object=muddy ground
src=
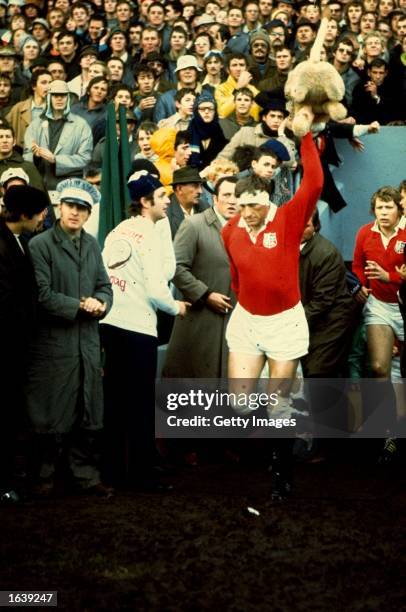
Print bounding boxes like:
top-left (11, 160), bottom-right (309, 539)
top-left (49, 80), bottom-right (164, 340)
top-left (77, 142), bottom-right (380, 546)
top-left (0, 441), bottom-right (404, 612)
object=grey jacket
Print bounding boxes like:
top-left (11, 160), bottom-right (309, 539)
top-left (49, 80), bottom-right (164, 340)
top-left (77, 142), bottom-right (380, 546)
top-left (163, 207), bottom-right (235, 378)
top-left (26, 222), bottom-right (113, 433)
top-left (23, 112), bottom-right (93, 189)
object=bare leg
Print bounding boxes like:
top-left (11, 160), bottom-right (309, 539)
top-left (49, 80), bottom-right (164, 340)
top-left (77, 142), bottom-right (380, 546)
top-left (228, 352), bottom-right (266, 414)
top-left (365, 324), bottom-right (397, 434)
top-left (367, 324), bottom-right (394, 378)
top-left (267, 358), bottom-right (299, 411)
top-left (228, 352), bottom-right (267, 379)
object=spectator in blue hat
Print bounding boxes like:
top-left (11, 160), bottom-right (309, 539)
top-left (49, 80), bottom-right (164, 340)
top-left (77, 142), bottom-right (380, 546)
top-left (248, 140), bottom-right (294, 205)
top-left (101, 168), bottom-right (190, 490)
top-left (188, 91), bottom-right (228, 170)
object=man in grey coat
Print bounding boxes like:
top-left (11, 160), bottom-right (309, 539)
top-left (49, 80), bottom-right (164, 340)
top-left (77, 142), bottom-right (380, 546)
top-left (163, 176), bottom-right (238, 378)
top-left (23, 80), bottom-right (93, 191)
top-left (26, 178), bottom-right (113, 497)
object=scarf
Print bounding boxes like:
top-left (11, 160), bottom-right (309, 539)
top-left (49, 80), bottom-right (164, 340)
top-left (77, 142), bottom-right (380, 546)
top-left (189, 92), bottom-right (221, 169)
top-left (261, 121), bottom-right (278, 138)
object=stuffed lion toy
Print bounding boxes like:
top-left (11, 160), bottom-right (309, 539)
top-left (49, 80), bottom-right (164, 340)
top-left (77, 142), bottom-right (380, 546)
top-left (284, 13), bottom-right (347, 137)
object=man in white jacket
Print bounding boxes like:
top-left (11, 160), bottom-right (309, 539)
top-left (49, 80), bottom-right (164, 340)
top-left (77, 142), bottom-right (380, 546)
top-left (101, 169), bottom-right (189, 490)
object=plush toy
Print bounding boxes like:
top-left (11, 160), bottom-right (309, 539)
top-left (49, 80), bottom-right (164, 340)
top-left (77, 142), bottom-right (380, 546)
top-left (284, 14), bottom-right (347, 137)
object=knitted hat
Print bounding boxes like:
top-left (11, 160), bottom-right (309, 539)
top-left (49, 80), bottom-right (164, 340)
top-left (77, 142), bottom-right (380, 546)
top-left (127, 158), bottom-right (160, 180)
top-left (31, 17), bottom-right (51, 32)
top-left (195, 90), bottom-right (216, 109)
top-left (255, 91), bottom-right (289, 116)
top-left (249, 30), bottom-right (271, 49)
top-left (127, 170), bottom-right (163, 200)
top-left (20, 35), bottom-right (40, 52)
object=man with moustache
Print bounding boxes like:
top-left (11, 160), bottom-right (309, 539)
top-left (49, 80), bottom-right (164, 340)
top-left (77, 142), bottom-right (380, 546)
top-left (163, 176), bottom-right (238, 378)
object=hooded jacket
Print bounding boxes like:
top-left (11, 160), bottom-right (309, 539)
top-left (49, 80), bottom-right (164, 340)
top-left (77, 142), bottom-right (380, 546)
top-left (149, 127), bottom-right (176, 186)
top-left (22, 108), bottom-right (93, 190)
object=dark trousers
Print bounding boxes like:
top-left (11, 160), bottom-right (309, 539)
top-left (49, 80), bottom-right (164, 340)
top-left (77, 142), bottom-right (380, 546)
top-left (0, 363), bottom-right (25, 492)
top-left (33, 428), bottom-right (101, 489)
top-left (306, 376), bottom-right (349, 435)
top-left (101, 324), bottom-right (158, 484)
top-left (0, 401), bottom-right (19, 492)
top-left (31, 358), bottom-right (101, 489)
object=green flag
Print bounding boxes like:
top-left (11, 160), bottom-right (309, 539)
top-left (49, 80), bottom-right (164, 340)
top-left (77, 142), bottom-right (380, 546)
top-left (98, 102), bottom-right (131, 247)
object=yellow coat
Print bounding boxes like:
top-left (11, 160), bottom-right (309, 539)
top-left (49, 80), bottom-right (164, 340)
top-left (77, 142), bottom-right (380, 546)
top-left (214, 76), bottom-right (260, 121)
top-left (149, 127), bottom-right (176, 188)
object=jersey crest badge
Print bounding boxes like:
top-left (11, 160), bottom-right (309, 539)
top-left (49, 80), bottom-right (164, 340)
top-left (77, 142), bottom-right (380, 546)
top-left (395, 240), bottom-right (406, 254)
top-left (263, 232), bottom-right (277, 249)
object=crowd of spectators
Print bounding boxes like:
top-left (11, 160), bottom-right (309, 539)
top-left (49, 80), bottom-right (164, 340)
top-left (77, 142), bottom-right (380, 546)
top-left (0, 0), bottom-right (405, 502)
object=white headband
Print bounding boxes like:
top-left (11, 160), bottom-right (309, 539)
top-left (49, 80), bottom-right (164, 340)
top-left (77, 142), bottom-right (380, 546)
top-left (236, 190), bottom-right (270, 207)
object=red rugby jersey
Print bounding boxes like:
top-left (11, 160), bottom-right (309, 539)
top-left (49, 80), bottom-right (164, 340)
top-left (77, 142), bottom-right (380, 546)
top-left (352, 220), bottom-right (406, 303)
top-left (222, 133), bottom-right (323, 316)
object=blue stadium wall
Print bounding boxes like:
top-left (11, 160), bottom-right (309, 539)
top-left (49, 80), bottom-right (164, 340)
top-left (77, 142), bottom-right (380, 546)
top-left (316, 126), bottom-right (406, 261)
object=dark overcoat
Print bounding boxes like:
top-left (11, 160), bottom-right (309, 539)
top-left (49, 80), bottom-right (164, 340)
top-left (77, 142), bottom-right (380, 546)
top-left (163, 207), bottom-right (235, 378)
top-left (0, 218), bottom-right (37, 353)
top-left (26, 222), bottom-right (113, 434)
top-left (167, 194), bottom-right (210, 240)
top-left (0, 216), bottom-right (37, 427)
top-left (0, 218), bottom-right (38, 484)
top-left (299, 232), bottom-right (355, 376)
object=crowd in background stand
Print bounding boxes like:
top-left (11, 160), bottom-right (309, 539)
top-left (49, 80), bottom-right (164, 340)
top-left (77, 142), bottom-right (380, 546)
top-left (0, 0), bottom-right (405, 502)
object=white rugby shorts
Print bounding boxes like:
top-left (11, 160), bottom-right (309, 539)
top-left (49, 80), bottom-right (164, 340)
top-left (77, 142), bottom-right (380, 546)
top-left (226, 301), bottom-right (309, 361)
top-left (363, 294), bottom-right (404, 340)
